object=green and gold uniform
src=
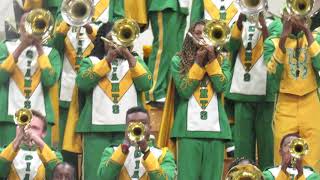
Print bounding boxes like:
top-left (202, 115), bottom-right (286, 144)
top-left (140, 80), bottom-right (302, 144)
top-left (263, 166), bottom-right (320, 180)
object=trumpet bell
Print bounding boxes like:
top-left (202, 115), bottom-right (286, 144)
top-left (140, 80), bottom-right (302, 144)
top-left (127, 122), bottom-right (145, 142)
top-left (204, 20), bottom-right (230, 47)
top-left (289, 138), bottom-right (309, 159)
top-left (226, 164), bottom-right (263, 180)
top-left (237, 0), bottom-right (267, 15)
top-left (15, 108), bottom-right (32, 126)
top-left (61, 0), bottom-right (94, 27)
top-left (287, 0), bottom-right (314, 16)
top-left (24, 8), bottom-right (54, 43)
top-left (112, 18), bottom-right (140, 47)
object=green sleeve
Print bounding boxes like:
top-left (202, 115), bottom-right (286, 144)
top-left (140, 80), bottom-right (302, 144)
top-left (0, 42), bottom-right (10, 85)
top-left (264, 36), bottom-right (283, 94)
top-left (308, 173), bottom-right (320, 180)
top-left (263, 170), bottom-right (275, 180)
top-left (109, 0), bottom-right (125, 22)
top-left (207, 58), bottom-right (231, 93)
top-left (97, 147), bottom-right (123, 180)
top-left (171, 55), bottom-right (203, 100)
top-left (148, 150), bottom-right (176, 180)
top-left (267, 18), bottom-right (283, 37)
top-left (0, 146), bottom-right (12, 178)
top-left (132, 56), bottom-right (153, 91)
top-left (76, 57), bottom-right (106, 93)
top-left (190, 0), bottom-right (204, 25)
top-left (41, 48), bottom-right (62, 87)
top-left (311, 34), bottom-right (320, 71)
top-left (45, 151), bottom-right (63, 180)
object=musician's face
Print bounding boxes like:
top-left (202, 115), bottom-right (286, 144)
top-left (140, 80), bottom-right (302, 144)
top-left (53, 164), bottom-right (74, 180)
top-left (29, 116), bottom-right (46, 139)
top-left (280, 136), bottom-right (297, 155)
top-left (193, 24), bottom-right (205, 41)
top-left (126, 112), bottom-right (151, 140)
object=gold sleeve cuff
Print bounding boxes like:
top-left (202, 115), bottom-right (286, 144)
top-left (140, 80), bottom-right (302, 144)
top-left (273, 47), bottom-right (285, 64)
top-left (205, 59), bottom-right (222, 76)
top-left (0, 143), bottom-right (18, 161)
top-left (231, 24), bottom-right (241, 39)
top-left (38, 144), bottom-right (57, 164)
top-left (188, 63), bottom-right (205, 80)
top-left (110, 145), bottom-right (127, 165)
top-left (88, 27), bottom-right (98, 41)
top-left (142, 152), bottom-right (160, 172)
top-left (1, 54), bottom-right (16, 73)
top-left (92, 59), bottom-right (110, 77)
top-left (55, 21), bottom-right (70, 35)
top-left (276, 170), bottom-right (289, 180)
top-left (309, 41), bottom-right (320, 58)
top-left (38, 55), bottom-right (52, 69)
top-left (130, 61), bottom-right (147, 78)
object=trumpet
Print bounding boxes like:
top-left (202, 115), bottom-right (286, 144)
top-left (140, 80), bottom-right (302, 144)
top-left (237, 0), bottom-right (268, 27)
top-left (127, 122), bottom-right (145, 142)
top-left (188, 19), bottom-right (230, 49)
top-left (15, 108), bottom-right (32, 126)
top-left (287, 0), bottom-right (314, 17)
top-left (61, 0), bottom-right (94, 27)
top-left (24, 8), bottom-right (54, 43)
top-left (101, 18), bottom-right (140, 48)
top-left (289, 138), bottom-right (309, 167)
top-left (226, 164), bottom-right (263, 180)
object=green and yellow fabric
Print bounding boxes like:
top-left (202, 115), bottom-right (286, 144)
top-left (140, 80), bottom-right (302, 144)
top-left (0, 40), bottom-right (61, 147)
top-left (72, 55), bottom-right (152, 179)
top-left (169, 55), bottom-right (231, 180)
top-left (144, 0), bottom-right (188, 102)
top-left (97, 145), bottom-right (176, 180)
top-left (23, 0), bottom-right (62, 16)
top-left (263, 166), bottom-right (320, 180)
top-left (92, 0), bottom-right (110, 24)
top-left (0, 143), bottom-right (62, 180)
top-left (223, 18), bottom-right (282, 170)
top-left (264, 32), bottom-right (320, 172)
top-left (190, 0), bottom-right (239, 27)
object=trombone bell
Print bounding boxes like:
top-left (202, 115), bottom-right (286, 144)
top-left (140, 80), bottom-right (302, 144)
top-left (127, 122), bottom-right (145, 142)
top-left (204, 20), bottom-right (230, 47)
top-left (287, 0), bottom-right (314, 16)
top-left (15, 108), bottom-right (32, 126)
top-left (61, 0), bottom-right (94, 27)
top-left (226, 164), bottom-right (263, 180)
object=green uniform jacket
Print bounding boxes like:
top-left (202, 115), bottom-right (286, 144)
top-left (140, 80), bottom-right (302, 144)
top-left (0, 41), bottom-right (62, 125)
top-left (148, 0), bottom-right (188, 14)
top-left (264, 32), bottom-right (320, 97)
top-left (224, 18), bottom-right (283, 102)
top-left (170, 55), bottom-right (232, 139)
top-left (263, 167), bottom-right (320, 180)
top-left (0, 143), bottom-right (62, 180)
top-left (97, 145), bottom-right (176, 180)
top-left (75, 56), bottom-right (152, 133)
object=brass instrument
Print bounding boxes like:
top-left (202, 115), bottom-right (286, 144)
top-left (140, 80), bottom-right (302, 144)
top-left (237, 0), bottom-right (268, 26)
top-left (289, 138), bottom-right (309, 167)
top-left (226, 164), bottom-right (263, 180)
top-left (187, 19), bottom-right (230, 49)
top-left (101, 18), bottom-right (140, 48)
top-left (24, 8), bottom-right (54, 43)
top-left (61, 0), bottom-right (94, 27)
top-left (15, 108), bottom-right (32, 126)
top-left (287, 0), bottom-right (314, 16)
top-left (127, 122), bottom-right (145, 142)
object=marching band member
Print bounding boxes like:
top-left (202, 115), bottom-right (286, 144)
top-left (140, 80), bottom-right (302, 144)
top-left (73, 22), bottom-right (152, 179)
top-left (265, 8), bottom-right (320, 171)
top-left (97, 107), bottom-right (176, 180)
top-left (0, 12), bottom-right (61, 146)
top-left (0, 110), bottom-right (62, 180)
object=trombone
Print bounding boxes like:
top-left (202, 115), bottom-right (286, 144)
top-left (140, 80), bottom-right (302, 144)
top-left (61, 0), bottom-right (94, 27)
top-left (226, 164), bottom-right (263, 180)
top-left (236, 0), bottom-right (268, 28)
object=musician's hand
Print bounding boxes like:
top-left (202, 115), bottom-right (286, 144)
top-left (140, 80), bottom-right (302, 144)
top-left (84, 24), bottom-right (93, 34)
top-left (105, 47), bottom-right (118, 63)
top-left (293, 17), bottom-right (314, 46)
top-left (118, 47), bottom-right (136, 68)
top-left (296, 158), bottom-right (304, 178)
top-left (24, 127), bottom-right (45, 150)
top-left (279, 16), bottom-right (292, 52)
top-left (195, 47), bottom-right (208, 67)
top-left (281, 152), bottom-right (291, 173)
top-left (237, 13), bottom-right (246, 30)
top-left (13, 126), bottom-right (25, 151)
top-left (207, 46), bottom-right (217, 62)
top-left (259, 12), bottom-right (269, 39)
top-left (33, 37), bottom-right (44, 56)
top-left (137, 139), bottom-right (149, 153)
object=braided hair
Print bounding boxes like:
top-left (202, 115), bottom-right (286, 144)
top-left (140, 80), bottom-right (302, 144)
top-left (90, 22), bottom-right (114, 59)
top-left (178, 20), bottom-right (206, 75)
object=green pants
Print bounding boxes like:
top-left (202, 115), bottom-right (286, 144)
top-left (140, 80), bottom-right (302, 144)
top-left (146, 9), bottom-right (186, 102)
top-left (234, 102), bottom-right (274, 170)
top-left (177, 138), bottom-right (225, 180)
top-left (0, 122), bottom-right (52, 147)
top-left (83, 132), bottom-right (124, 180)
top-left (224, 98), bottom-right (235, 153)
